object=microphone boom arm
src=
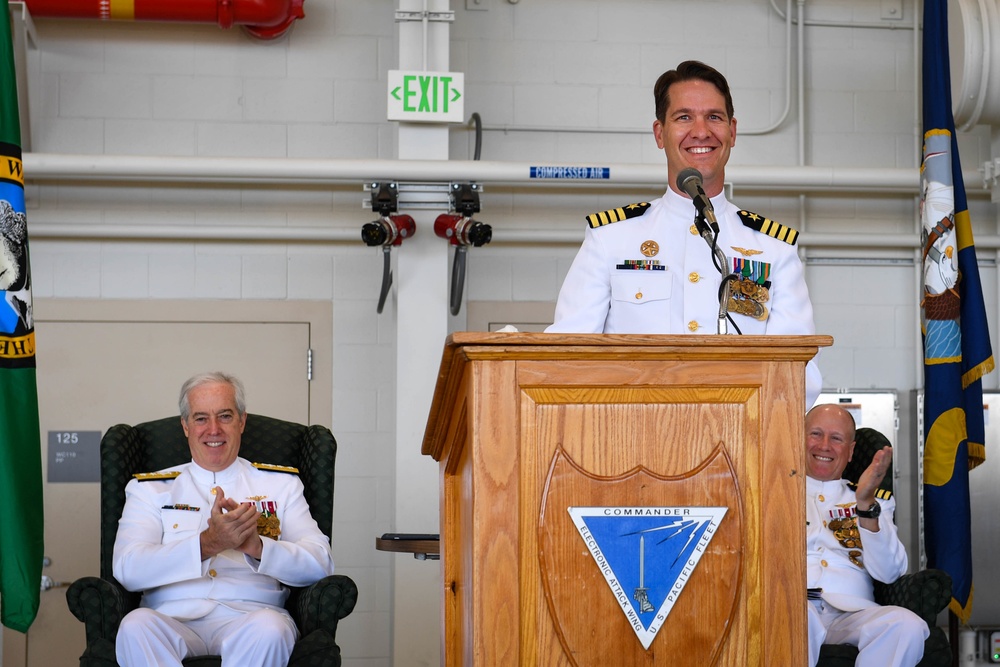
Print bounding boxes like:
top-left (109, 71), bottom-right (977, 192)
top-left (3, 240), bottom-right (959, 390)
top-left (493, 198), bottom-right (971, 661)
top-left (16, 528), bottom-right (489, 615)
top-left (693, 211), bottom-right (735, 335)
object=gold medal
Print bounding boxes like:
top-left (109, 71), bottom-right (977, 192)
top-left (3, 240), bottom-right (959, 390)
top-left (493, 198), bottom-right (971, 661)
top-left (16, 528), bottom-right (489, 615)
top-left (252, 498), bottom-right (281, 538)
top-left (640, 240), bottom-right (659, 257)
top-left (738, 279), bottom-right (770, 303)
top-left (257, 514), bottom-right (281, 539)
top-left (727, 297), bottom-right (769, 321)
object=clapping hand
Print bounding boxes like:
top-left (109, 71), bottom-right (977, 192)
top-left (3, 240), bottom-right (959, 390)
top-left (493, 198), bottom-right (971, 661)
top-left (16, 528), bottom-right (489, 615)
top-left (200, 487), bottom-right (262, 559)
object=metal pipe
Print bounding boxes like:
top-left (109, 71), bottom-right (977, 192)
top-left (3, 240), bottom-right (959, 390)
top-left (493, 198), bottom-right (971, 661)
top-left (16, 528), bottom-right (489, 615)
top-left (25, 220), bottom-right (1000, 251)
top-left (23, 0), bottom-right (304, 40)
top-left (27, 223), bottom-right (361, 242)
top-left (768, 0), bottom-right (915, 30)
top-left (741, 0), bottom-right (794, 136)
top-left (22, 152), bottom-right (947, 193)
top-left (797, 0), bottom-right (806, 167)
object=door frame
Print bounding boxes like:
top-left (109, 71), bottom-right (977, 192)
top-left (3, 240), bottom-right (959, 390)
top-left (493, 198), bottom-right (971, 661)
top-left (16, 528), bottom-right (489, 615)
top-left (34, 298), bottom-right (333, 426)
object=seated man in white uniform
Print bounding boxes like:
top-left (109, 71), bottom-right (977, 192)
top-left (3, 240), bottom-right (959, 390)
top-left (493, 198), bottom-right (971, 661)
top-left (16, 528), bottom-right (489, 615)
top-left (113, 371), bottom-right (336, 667)
top-left (805, 404), bottom-right (928, 667)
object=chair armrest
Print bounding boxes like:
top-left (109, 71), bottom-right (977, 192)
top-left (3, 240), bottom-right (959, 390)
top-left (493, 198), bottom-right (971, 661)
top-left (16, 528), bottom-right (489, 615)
top-left (289, 574), bottom-right (359, 637)
top-left (66, 576), bottom-right (129, 642)
top-left (872, 568), bottom-right (952, 626)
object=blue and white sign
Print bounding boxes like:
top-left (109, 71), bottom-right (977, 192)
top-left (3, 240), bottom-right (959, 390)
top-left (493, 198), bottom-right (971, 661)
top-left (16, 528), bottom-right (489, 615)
top-left (568, 505), bottom-right (728, 649)
top-left (529, 166), bottom-right (610, 180)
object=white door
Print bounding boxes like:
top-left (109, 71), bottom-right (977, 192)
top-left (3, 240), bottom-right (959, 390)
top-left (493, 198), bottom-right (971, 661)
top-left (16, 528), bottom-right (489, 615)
top-left (2, 298), bottom-right (332, 667)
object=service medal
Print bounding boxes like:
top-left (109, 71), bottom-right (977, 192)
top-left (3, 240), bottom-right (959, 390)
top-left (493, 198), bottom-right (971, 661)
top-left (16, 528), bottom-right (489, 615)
top-left (738, 278), bottom-right (770, 303)
top-left (251, 498), bottom-right (281, 539)
top-left (727, 297), bottom-right (769, 321)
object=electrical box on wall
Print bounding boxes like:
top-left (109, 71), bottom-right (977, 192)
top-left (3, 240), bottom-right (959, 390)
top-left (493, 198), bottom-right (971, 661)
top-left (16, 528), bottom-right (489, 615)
top-left (814, 391), bottom-right (898, 446)
top-left (966, 394), bottom-right (1000, 628)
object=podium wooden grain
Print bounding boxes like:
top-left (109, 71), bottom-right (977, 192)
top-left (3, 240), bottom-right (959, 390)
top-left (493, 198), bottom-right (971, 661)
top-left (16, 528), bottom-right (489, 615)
top-left (421, 332), bottom-right (832, 666)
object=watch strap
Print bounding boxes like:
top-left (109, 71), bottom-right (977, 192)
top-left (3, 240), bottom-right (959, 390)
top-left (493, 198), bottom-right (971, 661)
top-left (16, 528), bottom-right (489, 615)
top-left (855, 500), bottom-right (881, 519)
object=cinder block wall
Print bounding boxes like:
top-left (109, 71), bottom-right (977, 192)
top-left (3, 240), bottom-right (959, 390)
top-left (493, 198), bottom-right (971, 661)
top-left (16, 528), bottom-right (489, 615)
top-left (19, 1), bottom-right (999, 664)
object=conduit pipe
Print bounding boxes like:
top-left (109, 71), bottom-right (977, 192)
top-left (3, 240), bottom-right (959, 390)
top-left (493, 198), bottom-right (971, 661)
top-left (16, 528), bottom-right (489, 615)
top-left (23, 0), bottom-right (304, 40)
top-left (22, 152), bottom-right (943, 193)
top-left (23, 222), bottom-right (1000, 251)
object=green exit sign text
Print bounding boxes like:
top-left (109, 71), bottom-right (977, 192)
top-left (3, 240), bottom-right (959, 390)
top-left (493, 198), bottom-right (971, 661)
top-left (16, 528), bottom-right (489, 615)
top-left (387, 70), bottom-right (465, 123)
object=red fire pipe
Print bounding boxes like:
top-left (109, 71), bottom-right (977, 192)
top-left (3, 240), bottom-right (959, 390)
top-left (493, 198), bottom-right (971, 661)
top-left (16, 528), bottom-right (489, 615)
top-left (24, 0), bottom-right (305, 40)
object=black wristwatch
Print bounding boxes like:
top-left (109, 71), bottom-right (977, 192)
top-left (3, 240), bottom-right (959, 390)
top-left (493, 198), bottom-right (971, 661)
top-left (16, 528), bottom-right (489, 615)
top-left (855, 500), bottom-right (881, 519)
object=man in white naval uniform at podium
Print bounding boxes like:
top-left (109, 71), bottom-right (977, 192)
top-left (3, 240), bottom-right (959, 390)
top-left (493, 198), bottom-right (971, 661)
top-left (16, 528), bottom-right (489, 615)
top-left (113, 372), bottom-right (335, 667)
top-left (547, 60), bottom-right (821, 407)
top-left (805, 404), bottom-right (928, 666)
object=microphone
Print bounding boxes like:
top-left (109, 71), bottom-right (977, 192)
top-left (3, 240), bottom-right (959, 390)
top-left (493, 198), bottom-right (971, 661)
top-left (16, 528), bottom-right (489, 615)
top-left (675, 168), bottom-right (719, 235)
top-left (676, 167), bottom-right (735, 335)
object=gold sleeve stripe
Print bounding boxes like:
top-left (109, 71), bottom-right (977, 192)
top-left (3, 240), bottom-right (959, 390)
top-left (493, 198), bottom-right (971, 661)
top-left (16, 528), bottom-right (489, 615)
top-left (586, 202), bottom-right (650, 228)
top-left (760, 218), bottom-right (798, 244)
top-left (253, 462), bottom-right (300, 474)
top-left (133, 471), bottom-right (181, 481)
top-left (738, 209), bottom-right (799, 246)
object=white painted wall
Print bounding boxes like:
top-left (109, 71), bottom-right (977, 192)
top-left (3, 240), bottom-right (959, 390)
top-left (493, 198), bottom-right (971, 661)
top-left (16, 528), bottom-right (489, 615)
top-left (13, 0), bottom-right (1000, 665)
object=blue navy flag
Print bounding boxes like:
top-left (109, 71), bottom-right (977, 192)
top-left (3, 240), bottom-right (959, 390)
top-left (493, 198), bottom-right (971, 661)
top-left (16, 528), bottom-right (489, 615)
top-left (920, 0), bottom-right (995, 622)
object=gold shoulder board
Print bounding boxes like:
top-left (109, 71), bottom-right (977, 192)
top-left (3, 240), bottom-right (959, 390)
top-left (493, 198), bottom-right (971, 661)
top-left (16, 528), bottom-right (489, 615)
top-left (875, 488), bottom-right (893, 501)
top-left (737, 209), bottom-right (799, 245)
top-left (586, 202), bottom-right (650, 229)
top-left (253, 462), bottom-right (300, 475)
top-left (133, 471), bottom-right (181, 481)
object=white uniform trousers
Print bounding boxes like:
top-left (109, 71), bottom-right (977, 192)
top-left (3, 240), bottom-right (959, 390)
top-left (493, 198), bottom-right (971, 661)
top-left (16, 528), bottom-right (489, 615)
top-left (116, 604), bottom-right (298, 667)
top-left (808, 599), bottom-right (929, 667)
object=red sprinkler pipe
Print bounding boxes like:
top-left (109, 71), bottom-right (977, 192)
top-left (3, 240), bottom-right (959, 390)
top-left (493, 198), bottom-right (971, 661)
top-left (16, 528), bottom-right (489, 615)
top-left (23, 0), bottom-right (305, 40)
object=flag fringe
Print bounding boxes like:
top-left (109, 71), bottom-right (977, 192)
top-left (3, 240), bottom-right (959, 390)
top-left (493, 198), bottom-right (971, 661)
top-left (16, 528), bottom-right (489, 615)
top-left (969, 440), bottom-right (986, 470)
top-left (925, 356), bottom-right (961, 366)
top-left (962, 356), bottom-right (995, 389)
top-left (950, 591), bottom-right (973, 625)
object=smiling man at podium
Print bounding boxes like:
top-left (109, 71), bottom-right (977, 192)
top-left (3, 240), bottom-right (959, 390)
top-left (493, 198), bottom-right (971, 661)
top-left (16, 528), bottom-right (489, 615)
top-left (547, 60), bottom-right (821, 407)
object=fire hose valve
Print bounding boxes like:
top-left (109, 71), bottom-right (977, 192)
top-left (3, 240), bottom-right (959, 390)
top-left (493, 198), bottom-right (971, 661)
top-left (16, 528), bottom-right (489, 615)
top-left (433, 214), bottom-right (492, 247)
top-left (362, 214), bottom-right (416, 247)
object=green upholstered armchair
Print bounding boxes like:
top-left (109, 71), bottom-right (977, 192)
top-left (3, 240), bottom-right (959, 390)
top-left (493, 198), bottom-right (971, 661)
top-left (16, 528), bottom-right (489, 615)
top-left (816, 426), bottom-right (951, 667)
top-left (66, 414), bottom-right (358, 667)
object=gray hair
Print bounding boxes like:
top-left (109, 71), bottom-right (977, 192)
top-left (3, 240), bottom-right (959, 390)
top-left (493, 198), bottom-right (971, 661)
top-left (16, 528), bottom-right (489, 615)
top-left (178, 371), bottom-right (247, 420)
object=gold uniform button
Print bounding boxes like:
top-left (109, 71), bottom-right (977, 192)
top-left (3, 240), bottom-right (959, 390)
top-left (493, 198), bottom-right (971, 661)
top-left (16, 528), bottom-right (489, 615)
top-left (688, 272), bottom-right (700, 283)
top-left (820, 560), bottom-right (828, 568)
top-left (687, 320), bottom-right (699, 332)
top-left (689, 224), bottom-right (699, 235)
top-left (209, 569), bottom-right (217, 577)
top-left (818, 495), bottom-right (825, 502)
top-left (635, 292), bottom-right (643, 300)
top-left (172, 523), bottom-right (179, 529)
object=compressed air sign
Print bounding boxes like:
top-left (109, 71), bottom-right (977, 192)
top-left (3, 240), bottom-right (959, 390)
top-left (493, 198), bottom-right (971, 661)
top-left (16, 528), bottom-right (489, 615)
top-left (387, 70), bottom-right (464, 123)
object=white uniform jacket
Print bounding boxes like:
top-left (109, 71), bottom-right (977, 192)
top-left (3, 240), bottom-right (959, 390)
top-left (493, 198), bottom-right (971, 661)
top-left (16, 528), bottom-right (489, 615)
top-left (806, 476), bottom-right (908, 613)
top-left (113, 457), bottom-right (336, 621)
top-left (547, 187), bottom-right (821, 405)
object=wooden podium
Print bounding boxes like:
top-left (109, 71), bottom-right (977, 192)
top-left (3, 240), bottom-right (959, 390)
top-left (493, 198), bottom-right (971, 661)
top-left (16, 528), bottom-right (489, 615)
top-left (422, 332), bottom-right (831, 666)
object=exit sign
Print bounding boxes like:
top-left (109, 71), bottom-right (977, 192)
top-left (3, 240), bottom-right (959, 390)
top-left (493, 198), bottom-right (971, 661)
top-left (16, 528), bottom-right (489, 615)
top-left (387, 70), bottom-right (465, 123)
